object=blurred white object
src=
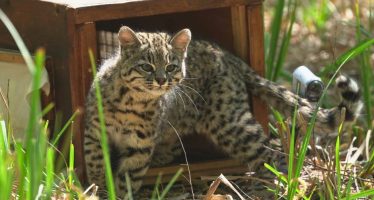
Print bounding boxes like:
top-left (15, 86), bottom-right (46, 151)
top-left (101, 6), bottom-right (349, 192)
top-left (0, 55), bottom-right (50, 141)
top-left (292, 65), bottom-right (324, 102)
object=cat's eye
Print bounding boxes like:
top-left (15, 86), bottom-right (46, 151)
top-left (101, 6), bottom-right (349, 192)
top-left (166, 64), bottom-right (178, 73)
top-left (139, 64), bottom-right (154, 72)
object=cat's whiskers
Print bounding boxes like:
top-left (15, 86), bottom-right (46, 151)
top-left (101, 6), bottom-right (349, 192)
top-left (175, 86), bottom-right (199, 114)
top-left (178, 83), bottom-right (206, 104)
top-left (169, 88), bottom-right (180, 106)
top-left (172, 89), bottom-right (186, 110)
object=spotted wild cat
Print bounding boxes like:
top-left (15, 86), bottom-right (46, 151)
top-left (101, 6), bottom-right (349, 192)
top-left (84, 26), bottom-right (362, 198)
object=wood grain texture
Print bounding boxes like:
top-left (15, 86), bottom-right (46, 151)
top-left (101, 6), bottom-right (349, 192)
top-left (0, 1), bottom-right (73, 120)
top-left (143, 159), bottom-right (247, 185)
top-left (231, 5), bottom-right (248, 61)
top-left (247, 4), bottom-right (269, 134)
top-left (43, 0), bottom-right (262, 24)
top-left (0, 51), bottom-right (26, 64)
top-left (45, 0), bottom-right (258, 8)
top-left (70, 0), bottom-right (262, 24)
top-left (69, 21), bottom-right (98, 182)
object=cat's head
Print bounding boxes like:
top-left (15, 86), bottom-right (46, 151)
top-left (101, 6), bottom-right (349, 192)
top-left (117, 26), bottom-right (190, 97)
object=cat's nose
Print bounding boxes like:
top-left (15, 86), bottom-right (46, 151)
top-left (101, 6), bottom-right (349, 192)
top-left (155, 77), bottom-right (166, 86)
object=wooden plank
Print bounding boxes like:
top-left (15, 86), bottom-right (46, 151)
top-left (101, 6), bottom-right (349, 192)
top-left (73, 0), bottom-right (262, 24)
top-left (231, 5), bottom-right (248, 61)
top-left (143, 159), bottom-right (247, 185)
top-left (146, 159), bottom-right (243, 176)
top-left (78, 22), bottom-right (96, 98)
top-left (45, 0), bottom-right (259, 8)
top-left (69, 21), bottom-right (97, 183)
top-left (143, 166), bottom-right (247, 185)
top-left (0, 51), bottom-right (25, 64)
top-left (247, 4), bottom-right (269, 134)
top-left (66, 9), bottom-right (83, 182)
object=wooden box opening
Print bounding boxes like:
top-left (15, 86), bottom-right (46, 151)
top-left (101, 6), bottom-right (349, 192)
top-left (95, 8), bottom-right (236, 164)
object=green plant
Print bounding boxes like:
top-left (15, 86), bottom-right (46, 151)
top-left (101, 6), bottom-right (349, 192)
top-left (266, 0), bottom-right (298, 81)
top-left (88, 49), bottom-right (117, 199)
top-left (0, 8), bottom-right (84, 199)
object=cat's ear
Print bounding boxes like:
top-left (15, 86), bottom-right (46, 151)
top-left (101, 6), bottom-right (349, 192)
top-left (118, 26), bottom-right (141, 47)
top-left (170, 29), bottom-right (191, 52)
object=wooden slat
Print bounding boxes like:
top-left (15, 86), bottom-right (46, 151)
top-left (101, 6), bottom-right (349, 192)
top-left (0, 51), bottom-right (25, 64)
top-left (247, 4), bottom-right (269, 134)
top-left (78, 22), bottom-right (96, 97)
top-left (71, 22), bottom-right (97, 183)
top-left (44, 0), bottom-right (259, 8)
top-left (231, 5), bottom-right (248, 61)
top-left (66, 10), bottom-right (97, 182)
top-left (72, 0), bottom-right (263, 24)
top-left (143, 159), bottom-right (247, 185)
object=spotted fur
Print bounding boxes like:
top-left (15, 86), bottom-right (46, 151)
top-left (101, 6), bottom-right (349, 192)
top-left (84, 26), bottom-right (362, 198)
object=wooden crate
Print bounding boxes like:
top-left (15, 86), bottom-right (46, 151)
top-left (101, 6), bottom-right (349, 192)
top-left (0, 0), bottom-right (268, 185)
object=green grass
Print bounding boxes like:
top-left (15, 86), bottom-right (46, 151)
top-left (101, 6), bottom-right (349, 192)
top-left (1, 1), bottom-right (374, 199)
top-left (0, 8), bottom-right (84, 199)
top-left (88, 49), bottom-right (117, 199)
top-left (266, 0), bottom-right (299, 81)
top-left (354, 1), bottom-right (373, 129)
top-left (264, 0), bottom-right (374, 198)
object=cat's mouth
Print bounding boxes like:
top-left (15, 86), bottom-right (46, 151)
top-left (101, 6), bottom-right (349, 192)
top-left (145, 81), bottom-right (175, 91)
top-left (148, 85), bottom-right (171, 91)
top-left (142, 82), bottom-right (169, 93)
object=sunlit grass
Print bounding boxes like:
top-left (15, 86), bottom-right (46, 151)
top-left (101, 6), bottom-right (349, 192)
top-left (0, 7), bottom-right (84, 199)
top-left (264, 0), bottom-right (374, 198)
top-left (88, 49), bottom-right (116, 199)
top-left (0, 0), bottom-right (373, 199)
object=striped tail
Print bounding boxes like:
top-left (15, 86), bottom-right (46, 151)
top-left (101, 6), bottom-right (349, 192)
top-left (246, 74), bottom-right (362, 134)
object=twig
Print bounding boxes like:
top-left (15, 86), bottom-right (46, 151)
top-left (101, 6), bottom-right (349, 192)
top-left (164, 119), bottom-right (195, 200)
top-left (204, 174), bottom-right (246, 200)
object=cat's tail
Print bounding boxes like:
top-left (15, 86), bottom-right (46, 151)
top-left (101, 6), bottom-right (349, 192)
top-left (245, 73), bottom-right (362, 134)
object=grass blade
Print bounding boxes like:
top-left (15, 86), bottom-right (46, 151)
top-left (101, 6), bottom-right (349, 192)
top-left (319, 39), bottom-right (374, 76)
top-left (345, 189), bottom-right (374, 199)
top-left (289, 48), bottom-right (357, 199)
top-left (45, 147), bottom-right (55, 199)
top-left (52, 110), bottom-right (79, 146)
top-left (159, 168), bottom-right (183, 199)
top-left (343, 175), bottom-right (353, 200)
top-left (0, 120), bottom-right (12, 200)
top-left (271, 0), bottom-right (298, 81)
top-left (151, 174), bottom-right (162, 200)
top-left (335, 122), bottom-right (343, 199)
top-left (287, 84), bottom-right (300, 198)
top-left (354, 1), bottom-right (373, 128)
top-left (15, 142), bottom-right (26, 199)
top-left (88, 49), bottom-right (116, 199)
top-left (266, 0), bottom-right (285, 79)
top-left (68, 143), bottom-right (75, 188)
top-left (24, 49), bottom-right (44, 200)
top-left (125, 172), bottom-right (134, 200)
